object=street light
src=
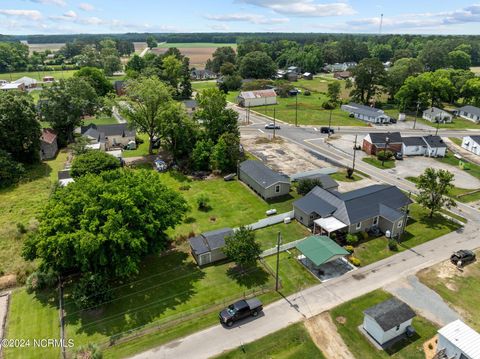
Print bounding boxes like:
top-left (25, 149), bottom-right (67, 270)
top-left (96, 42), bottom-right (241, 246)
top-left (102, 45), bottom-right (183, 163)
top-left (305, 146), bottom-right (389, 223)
top-left (295, 91), bottom-right (298, 127)
top-left (382, 132), bottom-right (391, 167)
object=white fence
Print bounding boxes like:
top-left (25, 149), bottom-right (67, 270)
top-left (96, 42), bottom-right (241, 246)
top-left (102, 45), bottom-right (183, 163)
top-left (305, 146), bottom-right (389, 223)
top-left (260, 237), bottom-right (307, 257)
top-left (246, 211), bottom-right (294, 231)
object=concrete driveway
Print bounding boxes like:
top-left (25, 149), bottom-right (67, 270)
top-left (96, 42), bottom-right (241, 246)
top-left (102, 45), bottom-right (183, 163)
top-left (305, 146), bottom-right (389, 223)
top-left (385, 275), bottom-right (460, 326)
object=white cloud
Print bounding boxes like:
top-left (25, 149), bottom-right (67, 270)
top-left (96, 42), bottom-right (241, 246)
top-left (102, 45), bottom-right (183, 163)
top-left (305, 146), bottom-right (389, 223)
top-left (205, 13), bottom-right (289, 24)
top-left (238, 0), bottom-right (356, 17)
top-left (78, 3), bottom-right (94, 12)
top-left (210, 24), bottom-right (230, 31)
top-left (0, 9), bottom-right (42, 21)
top-left (49, 9), bottom-right (78, 21)
top-left (29, 0), bottom-right (66, 6)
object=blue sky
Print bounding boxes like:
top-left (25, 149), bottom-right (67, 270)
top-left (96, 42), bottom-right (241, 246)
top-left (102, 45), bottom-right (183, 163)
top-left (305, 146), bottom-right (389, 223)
top-left (2, 0), bottom-right (480, 35)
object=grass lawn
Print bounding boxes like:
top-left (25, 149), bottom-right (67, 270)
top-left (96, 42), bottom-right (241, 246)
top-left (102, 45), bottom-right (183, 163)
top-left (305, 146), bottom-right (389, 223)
top-left (331, 290), bottom-right (438, 359)
top-left (192, 81), bottom-right (218, 92)
top-left (406, 175), bottom-right (480, 203)
top-left (415, 117), bottom-right (480, 130)
top-left (330, 170), bottom-right (363, 182)
top-left (362, 156), bottom-right (396, 169)
top-left (157, 42), bottom-right (237, 49)
top-left (0, 69), bottom-right (76, 82)
top-left (296, 76), bottom-right (350, 99)
top-left (0, 151), bottom-right (67, 275)
top-left (437, 152), bottom-right (480, 180)
top-left (157, 171), bottom-right (300, 240)
top-left (213, 322), bottom-right (325, 359)
top-left (83, 115), bottom-right (119, 126)
top-left (122, 133), bottom-right (150, 158)
top-left (449, 137), bottom-right (462, 146)
top-left (418, 253), bottom-right (480, 331)
top-left (4, 289), bottom-right (60, 359)
top-left (254, 221), bottom-right (310, 250)
top-left (354, 204), bottom-right (461, 266)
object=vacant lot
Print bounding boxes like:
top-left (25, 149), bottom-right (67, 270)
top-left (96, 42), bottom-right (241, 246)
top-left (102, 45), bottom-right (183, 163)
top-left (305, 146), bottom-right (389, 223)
top-left (214, 322), bottom-right (325, 358)
top-left (0, 70), bottom-right (76, 82)
top-left (331, 290), bottom-right (438, 359)
top-left (353, 204), bottom-right (461, 266)
top-left (27, 42), bottom-right (65, 54)
top-left (0, 151), bottom-right (68, 275)
top-left (418, 253), bottom-right (480, 331)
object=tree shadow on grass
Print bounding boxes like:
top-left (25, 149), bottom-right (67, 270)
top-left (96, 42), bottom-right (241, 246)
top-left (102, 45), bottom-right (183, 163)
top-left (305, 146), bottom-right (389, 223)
top-left (226, 264), bottom-right (270, 289)
top-left (418, 212), bottom-right (461, 231)
top-left (384, 332), bottom-right (421, 355)
top-left (62, 251), bottom-right (206, 338)
top-left (169, 170), bottom-right (191, 183)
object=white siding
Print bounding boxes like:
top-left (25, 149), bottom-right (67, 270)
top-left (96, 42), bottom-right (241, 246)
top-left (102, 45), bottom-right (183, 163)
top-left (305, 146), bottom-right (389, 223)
top-left (438, 333), bottom-right (467, 359)
top-left (460, 111), bottom-right (480, 123)
top-left (363, 314), bottom-right (413, 345)
top-left (402, 143), bottom-right (426, 156)
top-left (243, 97), bottom-right (277, 107)
top-left (425, 146), bottom-right (447, 157)
top-left (462, 136), bottom-right (480, 156)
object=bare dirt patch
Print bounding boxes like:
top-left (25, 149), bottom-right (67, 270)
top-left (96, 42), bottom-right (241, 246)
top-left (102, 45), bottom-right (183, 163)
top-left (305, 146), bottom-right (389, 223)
top-left (305, 313), bottom-right (354, 359)
top-left (423, 335), bottom-right (438, 359)
top-left (151, 47), bottom-right (216, 68)
top-left (0, 275), bottom-right (16, 291)
top-left (242, 134), bottom-right (335, 175)
top-left (336, 316), bottom-right (347, 324)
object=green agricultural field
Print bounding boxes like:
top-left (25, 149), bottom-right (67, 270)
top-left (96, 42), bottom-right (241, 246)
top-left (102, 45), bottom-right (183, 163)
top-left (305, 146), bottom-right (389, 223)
top-left (418, 252), bottom-right (480, 331)
top-left (214, 322), bottom-right (325, 359)
top-left (353, 204), bottom-right (461, 266)
top-left (157, 42), bottom-right (237, 49)
top-left (255, 221), bottom-right (310, 250)
top-left (4, 289), bottom-right (60, 359)
top-left (331, 290), bottom-right (438, 359)
top-left (0, 69), bottom-right (76, 82)
top-left (0, 151), bottom-right (68, 275)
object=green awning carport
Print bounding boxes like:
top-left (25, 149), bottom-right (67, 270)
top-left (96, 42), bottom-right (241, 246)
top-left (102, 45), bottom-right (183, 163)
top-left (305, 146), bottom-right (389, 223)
top-left (296, 235), bottom-right (350, 266)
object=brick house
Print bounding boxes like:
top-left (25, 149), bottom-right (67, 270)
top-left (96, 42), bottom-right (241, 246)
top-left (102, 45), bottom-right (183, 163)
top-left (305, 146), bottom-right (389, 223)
top-left (362, 132), bottom-right (403, 155)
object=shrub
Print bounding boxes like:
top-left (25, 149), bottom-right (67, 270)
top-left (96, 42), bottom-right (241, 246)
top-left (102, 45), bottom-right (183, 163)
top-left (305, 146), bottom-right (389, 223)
top-left (388, 238), bottom-right (399, 251)
top-left (377, 150), bottom-right (393, 161)
top-left (72, 273), bottom-right (112, 309)
top-left (360, 231), bottom-right (369, 241)
top-left (135, 135), bottom-right (144, 144)
top-left (304, 90), bottom-right (311, 96)
top-left (0, 150), bottom-right (25, 188)
top-left (297, 178), bottom-right (324, 195)
top-left (349, 256), bottom-right (361, 266)
top-left (179, 184), bottom-right (191, 191)
top-left (196, 193), bottom-right (211, 211)
top-left (26, 270), bottom-right (58, 292)
top-left (346, 167), bottom-right (354, 178)
top-left (346, 233), bottom-right (359, 245)
top-left (16, 222), bottom-right (27, 234)
top-left (75, 343), bottom-right (103, 359)
top-left (71, 151), bottom-right (121, 178)
top-left (344, 245), bottom-right (354, 253)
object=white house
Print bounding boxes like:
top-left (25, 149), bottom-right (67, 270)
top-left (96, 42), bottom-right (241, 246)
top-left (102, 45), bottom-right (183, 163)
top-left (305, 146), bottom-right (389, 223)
top-left (437, 320), bottom-right (480, 359)
top-left (0, 82), bottom-right (25, 91)
top-left (422, 135), bottom-right (447, 157)
top-left (363, 298), bottom-right (416, 346)
top-left (341, 103), bottom-right (392, 124)
top-left (402, 135), bottom-right (447, 157)
top-left (13, 76), bottom-right (37, 89)
top-left (237, 89), bottom-right (277, 107)
top-left (422, 107), bottom-right (453, 123)
top-left (461, 135), bottom-right (480, 156)
top-left (457, 105), bottom-right (480, 123)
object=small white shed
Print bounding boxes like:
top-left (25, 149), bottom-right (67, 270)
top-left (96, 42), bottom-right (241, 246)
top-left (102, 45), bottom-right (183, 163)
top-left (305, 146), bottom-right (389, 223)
top-left (437, 320), bottom-right (480, 359)
top-left (237, 89), bottom-right (277, 107)
top-left (462, 135), bottom-right (480, 156)
top-left (363, 298), bottom-right (416, 346)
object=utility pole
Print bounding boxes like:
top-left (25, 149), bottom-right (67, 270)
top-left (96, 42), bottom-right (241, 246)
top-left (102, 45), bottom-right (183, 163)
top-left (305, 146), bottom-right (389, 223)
top-left (273, 107), bottom-right (276, 139)
top-left (413, 101), bottom-right (420, 130)
top-left (435, 119), bottom-right (440, 136)
top-left (275, 232), bottom-right (282, 291)
top-left (352, 134), bottom-right (358, 175)
top-left (295, 92), bottom-right (298, 127)
top-left (399, 191), bottom-right (411, 242)
top-left (381, 133), bottom-right (390, 167)
top-left (328, 109), bottom-right (333, 138)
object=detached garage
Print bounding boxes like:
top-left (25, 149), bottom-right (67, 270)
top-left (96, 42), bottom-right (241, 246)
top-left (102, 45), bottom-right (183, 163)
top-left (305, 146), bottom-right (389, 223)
top-left (189, 228), bottom-right (234, 266)
top-left (237, 89), bottom-right (277, 107)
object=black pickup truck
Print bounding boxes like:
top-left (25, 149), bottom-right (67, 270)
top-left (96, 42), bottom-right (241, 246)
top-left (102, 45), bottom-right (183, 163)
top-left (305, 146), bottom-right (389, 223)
top-left (219, 298), bottom-right (263, 327)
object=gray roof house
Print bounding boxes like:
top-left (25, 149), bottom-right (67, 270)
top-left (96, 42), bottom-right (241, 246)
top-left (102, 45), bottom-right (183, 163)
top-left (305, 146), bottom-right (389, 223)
top-left (300, 174), bottom-right (339, 191)
top-left (402, 135), bottom-right (447, 157)
top-left (363, 298), bottom-right (416, 346)
top-left (80, 123), bottom-right (136, 151)
top-left (457, 105), bottom-right (480, 123)
top-left (422, 107), bottom-right (453, 123)
top-left (341, 103), bottom-right (392, 124)
top-left (188, 228), bottom-right (234, 266)
top-left (293, 184), bottom-right (411, 238)
top-left (238, 160), bottom-right (291, 200)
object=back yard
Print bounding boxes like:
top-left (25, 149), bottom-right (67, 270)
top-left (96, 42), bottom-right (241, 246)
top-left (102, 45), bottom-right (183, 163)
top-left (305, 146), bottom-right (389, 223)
top-left (331, 290), bottom-right (438, 359)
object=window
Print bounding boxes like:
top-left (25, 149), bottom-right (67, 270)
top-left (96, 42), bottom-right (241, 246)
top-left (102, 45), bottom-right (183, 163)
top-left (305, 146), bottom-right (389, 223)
top-left (356, 222), bottom-right (361, 230)
top-left (373, 216), bottom-right (379, 226)
top-left (397, 220), bottom-right (403, 228)
top-left (396, 325), bottom-right (400, 331)
top-left (275, 185), bottom-right (280, 193)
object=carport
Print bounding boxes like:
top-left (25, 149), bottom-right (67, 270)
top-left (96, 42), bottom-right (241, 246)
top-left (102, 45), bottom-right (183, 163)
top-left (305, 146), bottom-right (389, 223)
top-left (313, 217), bottom-right (347, 237)
top-left (296, 235), bottom-right (353, 281)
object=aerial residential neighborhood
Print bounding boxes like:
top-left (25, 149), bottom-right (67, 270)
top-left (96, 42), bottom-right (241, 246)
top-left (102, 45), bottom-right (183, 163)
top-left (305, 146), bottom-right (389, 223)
top-left (1, 1), bottom-right (480, 359)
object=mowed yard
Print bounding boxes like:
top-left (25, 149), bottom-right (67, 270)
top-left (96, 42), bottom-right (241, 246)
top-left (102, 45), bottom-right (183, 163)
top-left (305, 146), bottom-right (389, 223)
top-left (0, 69), bottom-right (76, 82)
top-left (418, 252), bottom-right (480, 332)
top-left (331, 290), bottom-right (438, 359)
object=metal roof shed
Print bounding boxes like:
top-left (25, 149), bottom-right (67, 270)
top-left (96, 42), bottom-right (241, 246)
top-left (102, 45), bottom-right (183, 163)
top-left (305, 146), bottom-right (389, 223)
top-left (438, 320), bottom-right (480, 359)
top-left (296, 235), bottom-right (349, 266)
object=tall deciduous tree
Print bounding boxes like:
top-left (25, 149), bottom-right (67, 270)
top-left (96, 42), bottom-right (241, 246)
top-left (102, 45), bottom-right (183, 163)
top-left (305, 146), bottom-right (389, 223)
top-left (210, 132), bottom-right (240, 173)
top-left (40, 78), bottom-right (100, 145)
top-left (208, 46), bottom-right (236, 73)
top-left (74, 67), bottom-right (113, 97)
top-left (239, 51), bottom-right (277, 79)
top-left (0, 91), bottom-right (41, 163)
top-left (23, 169), bottom-right (189, 300)
top-left (146, 36), bottom-right (158, 49)
top-left (223, 226), bottom-right (261, 268)
top-left (120, 76), bottom-right (173, 154)
top-left (448, 50), bottom-right (471, 70)
top-left (71, 151), bottom-right (121, 178)
top-left (350, 58), bottom-right (386, 104)
top-left (416, 168), bottom-right (456, 218)
top-left (327, 81), bottom-right (341, 104)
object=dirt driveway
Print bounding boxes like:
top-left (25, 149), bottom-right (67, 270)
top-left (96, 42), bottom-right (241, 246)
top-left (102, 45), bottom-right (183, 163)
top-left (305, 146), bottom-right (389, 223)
top-left (241, 134), bottom-right (336, 175)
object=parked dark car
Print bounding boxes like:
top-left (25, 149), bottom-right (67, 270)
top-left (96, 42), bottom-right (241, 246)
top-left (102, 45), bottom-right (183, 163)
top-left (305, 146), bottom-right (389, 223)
top-left (450, 250), bottom-right (476, 266)
top-left (320, 127), bottom-right (334, 134)
top-left (219, 298), bottom-right (263, 327)
top-left (265, 123), bottom-right (280, 130)
top-left (395, 152), bottom-right (403, 160)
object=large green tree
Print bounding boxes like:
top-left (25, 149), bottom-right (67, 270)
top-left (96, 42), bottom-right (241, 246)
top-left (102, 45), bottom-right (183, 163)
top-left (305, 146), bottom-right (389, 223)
top-left (0, 91), bottom-right (41, 163)
top-left (448, 50), bottom-right (471, 70)
top-left (207, 46), bottom-right (236, 73)
top-left (350, 58), bottom-right (386, 104)
top-left (210, 132), bottom-right (240, 173)
top-left (239, 51), bottom-right (277, 79)
top-left (40, 78), bottom-right (100, 145)
top-left (223, 227), bottom-right (261, 268)
top-left (120, 76), bottom-right (173, 154)
top-left (416, 168), bottom-right (456, 218)
top-left (386, 58), bottom-right (424, 99)
top-left (462, 77), bottom-right (480, 106)
top-left (71, 151), bottom-right (121, 178)
top-left (74, 67), bottom-right (113, 97)
top-left (0, 149), bottom-right (25, 188)
top-left (23, 169), bottom-right (189, 300)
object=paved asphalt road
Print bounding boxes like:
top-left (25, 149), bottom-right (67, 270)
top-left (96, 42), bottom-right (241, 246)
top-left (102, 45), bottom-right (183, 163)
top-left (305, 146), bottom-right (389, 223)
top-left (130, 109), bottom-right (480, 359)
